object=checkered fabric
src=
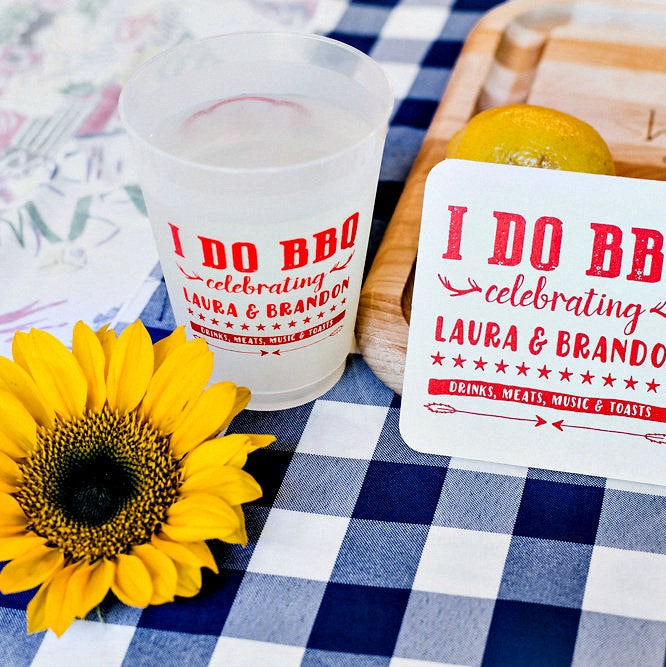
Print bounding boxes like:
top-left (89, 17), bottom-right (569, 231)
top-left (4, 1), bottom-right (666, 665)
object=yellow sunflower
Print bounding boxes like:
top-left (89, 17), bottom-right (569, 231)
top-left (0, 320), bottom-right (273, 636)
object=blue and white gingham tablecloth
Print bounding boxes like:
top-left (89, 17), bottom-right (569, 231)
top-left (2, 0), bottom-right (666, 665)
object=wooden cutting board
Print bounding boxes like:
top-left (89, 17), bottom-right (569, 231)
top-left (356, 0), bottom-right (666, 394)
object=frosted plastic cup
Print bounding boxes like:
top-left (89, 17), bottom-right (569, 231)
top-left (119, 32), bottom-right (393, 410)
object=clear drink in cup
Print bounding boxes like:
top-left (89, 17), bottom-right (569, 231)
top-left (119, 32), bottom-right (393, 410)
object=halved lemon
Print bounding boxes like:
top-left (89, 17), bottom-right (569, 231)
top-left (446, 104), bottom-right (615, 175)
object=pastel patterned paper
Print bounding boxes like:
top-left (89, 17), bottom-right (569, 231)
top-left (0, 0), bottom-right (323, 354)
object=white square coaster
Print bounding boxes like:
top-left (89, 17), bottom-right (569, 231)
top-left (32, 620), bottom-right (135, 666)
top-left (400, 159), bottom-right (666, 485)
top-left (210, 637), bottom-right (304, 666)
top-left (583, 545), bottom-right (666, 622)
top-left (297, 400), bottom-right (388, 460)
top-left (381, 6), bottom-right (450, 41)
top-left (248, 508), bottom-right (349, 582)
top-left (413, 526), bottom-right (511, 599)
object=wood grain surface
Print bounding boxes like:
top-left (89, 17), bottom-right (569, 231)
top-left (356, 0), bottom-right (666, 394)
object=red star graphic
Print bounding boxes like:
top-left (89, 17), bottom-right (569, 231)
top-left (559, 367), bottom-right (573, 382)
top-left (474, 357), bottom-right (487, 370)
top-left (431, 351), bottom-right (445, 366)
top-left (452, 354), bottom-right (466, 368)
top-left (516, 362), bottom-right (529, 376)
top-left (188, 307), bottom-right (194, 315)
top-left (646, 378), bottom-right (660, 393)
top-left (241, 323), bottom-right (250, 331)
top-left (602, 373), bottom-right (616, 387)
top-left (198, 313), bottom-right (206, 321)
top-left (288, 320), bottom-right (296, 328)
top-left (256, 324), bottom-right (266, 331)
top-left (495, 359), bottom-right (508, 373)
top-left (303, 316), bottom-right (311, 324)
top-left (330, 305), bottom-right (336, 312)
top-left (625, 376), bottom-right (638, 390)
top-left (341, 298), bottom-right (347, 305)
top-left (537, 365), bottom-right (551, 379)
top-left (580, 370), bottom-right (594, 385)
top-left (225, 321), bottom-right (234, 329)
top-left (272, 322), bottom-right (281, 330)
top-left (210, 318), bottom-right (219, 325)
top-left (317, 311), bottom-right (325, 319)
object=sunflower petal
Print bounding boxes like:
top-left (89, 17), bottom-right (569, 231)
top-left (188, 433), bottom-right (274, 471)
top-left (166, 493), bottom-right (236, 520)
top-left (45, 564), bottom-right (79, 637)
top-left (221, 386), bottom-right (251, 431)
top-left (12, 330), bottom-right (87, 420)
top-left (71, 558), bottom-right (115, 619)
top-left (0, 434), bottom-right (28, 461)
top-left (26, 579), bottom-right (50, 634)
top-left (28, 560), bottom-right (112, 636)
top-left (0, 451), bottom-right (22, 492)
top-left (72, 321), bottom-right (106, 411)
top-left (180, 541), bottom-right (218, 575)
top-left (96, 324), bottom-right (116, 378)
top-left (132, 543), bottom-right (178, 605)
top-left (150, 537), bottom-right (218, 585)
top-left (173, 562), bottom-right (202, 598)
top-left (10, 333), bottom-right (29, 375)
top-left (228, 433), bottom-right (275, 468)
top-left (111, 553), bottom-right (153, 608)
top-left (184, 436), bottom-right (248, 474)
top-left (0, 542), bottom-right (64, 593)
top-left (55, 560), bottom-right (91, 623)
top-left (153, 327), bottom-right (187, 370)
top-left (0, 389), bottom-right (37, 459)
top-left (226, 506), bottom-right (249, 546)
top-left (0, 534), bottom-right (46, 561)
top-left (106, 321), bottom-right (154, 414)
top-left (162, 493), bottom-right (241, 542)
top-left (180, 465), bottom-right (262, 505)
top-left (0, 438), bottom-right (27, 461)
top-left (27, 562), bottom-right (80, 636)
top-left (0, 356), bottom-right (55, 428)
top-left (170, 382), bottom-right (238, 458)
top-left (0, 492), bottom-right (28, 527)
top-left (151, 536), bottom-right (202, 568)
top-left (0, 479), bottom-right (17, 494)
top-left (141, 339), bottom-right (212, 434)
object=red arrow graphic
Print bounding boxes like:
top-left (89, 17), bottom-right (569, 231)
top-left (424, 402), bottom-right (666, 444)
top-left (425, 403), bottom-right (546, 427)
top-left (545, 420), bottom-right (666, 444)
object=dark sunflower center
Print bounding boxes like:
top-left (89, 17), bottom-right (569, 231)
top-left (55, 451), bottom-right (139, 526)
top-left (17, 407), bottom-right (182, 562)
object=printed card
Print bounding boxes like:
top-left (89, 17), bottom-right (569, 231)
top-left (400, 159), bottom-right (666, 484)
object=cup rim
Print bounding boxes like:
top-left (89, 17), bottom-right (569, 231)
top-left (118, 30), bottom-right (394, 176)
